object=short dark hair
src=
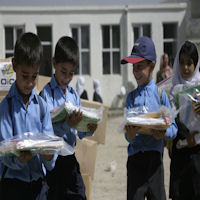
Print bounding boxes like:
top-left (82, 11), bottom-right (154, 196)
top-left (54, 36), bottom-right (79, 66)
top-left (179, 41), bottom-right (199, 67)
top-left (14, 32), bottom-right (43, 66)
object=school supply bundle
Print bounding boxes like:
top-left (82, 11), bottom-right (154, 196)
top-left (157, 76), bottom-right (173, 97)
top-left (51, 101), bottom-right (104, 132)
top-left (0, 132), bottom-right (74, 156)
top-left (173, 83), bottom-right (200, 133)
top-left (119, 106), bottom-right (173, 135)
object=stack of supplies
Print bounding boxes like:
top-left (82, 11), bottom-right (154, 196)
top-left (119, 105), bottom-right (173, 135)
top-left (0, 132), bottom-right (74, 156)
top-left (51, 101), bottom-right (104, 132)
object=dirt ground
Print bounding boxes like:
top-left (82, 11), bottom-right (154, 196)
top-left (91, 114), bottom-right (171, 200)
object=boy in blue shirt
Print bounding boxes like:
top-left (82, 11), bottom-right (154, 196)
top-left (0, 32), bottom-right (56, 200)
top-left (40, 36), bottom-right (97, 200)
top-left (121, 36), bottom-right (177, 200)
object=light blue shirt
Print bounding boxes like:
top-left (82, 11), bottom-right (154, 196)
top-left (125, 79), bottom-right (177, 156)
top-left (40, 75), bottom-right (94, 147)
top-left (0, 82), bottom-right (56, 182)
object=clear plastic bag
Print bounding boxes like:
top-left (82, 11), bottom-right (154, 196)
top-left (173, 84), bottom-right (200, 133)
top-left (0, 132), bottom-right (74, 156)
top-left (119, 105), bottom-right (173, 134)
top-left (51, 101), bottom-right (104, 132)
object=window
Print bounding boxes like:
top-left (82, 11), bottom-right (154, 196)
top-left (102, 25), bottom-right (120, 74)
top-left (133, 24), bottom-right (151, 43)
top-left (37, 26), bottom-right (52, 77)
top-left (163, 23), bottom-right (177, 66)
top-left (5, 26), bottom-right (24, 58)
top-left (72, 25), bottom-right (90, 75)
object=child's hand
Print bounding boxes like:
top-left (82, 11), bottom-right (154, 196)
top-left (125, 125), bottom-right (140, 140)
top-left (152, 129), bottom-right (166, 140)
top-left (66, 109), bottom-right (82, 127)
top-left (186, 131), bottom-right (198, 148)
top-left (17, 151), bottom-right (32, 163)
top-left (40, 154), bottom-right (54, 161)
top-left (87, 123), bottom-right (98, 132)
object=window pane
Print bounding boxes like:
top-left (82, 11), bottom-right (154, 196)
top-left (6, 53), bottom-right (14, 58)
top-left (72, 28), bottom-right (78, 44)
top-left (133, 27), bottom-right (139, 43)
top-left (81, 26), bottom-right (89, 49)
top-left (40, 45), bottom-right (52, 77)
top-left (37, 26), bottom-right (52, 41)
top-left (82, 52), bottom-right (90, 75)
top-left (103, 52), bottom-right (110, 74)
top-left (16, 28), bottom-right (24, 39)
top-left (143, 24), bottom-right (151, 38)
top-left (164, 42), bottom-right (177, 66)
top-left (163, 23), bottom-right (177, 39)
top-left (5, 27), bottom-right (13, 50)
top-left (102, 26), bottom-right (110, 48)
top-left (113, 52), bottom-right (120, 74)
top-left (112, 26), bottom-right (120, 48)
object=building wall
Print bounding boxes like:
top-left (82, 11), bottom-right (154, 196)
top-left (0, 4), bottom-right (187, 107)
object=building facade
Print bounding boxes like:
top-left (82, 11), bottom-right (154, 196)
top-left (0, 0), bottom-right (191, 106)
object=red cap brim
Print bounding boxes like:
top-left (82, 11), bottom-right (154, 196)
top-left (121, 57), bottom-right (146, 64)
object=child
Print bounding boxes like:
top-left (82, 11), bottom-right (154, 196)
top-left (40, 36), bottom-right (97, 200)
top-left (93, 79), bottom-right (103, 103)
top-left (120, 36), bottom-right (177, 200)
top-left (0, 32), bottom-right (56, 200)
top-left (169, 41), bottom-right (200, 200)
top-left (76, 76), bottom-right (88, 100)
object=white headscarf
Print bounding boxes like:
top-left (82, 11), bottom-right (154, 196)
top-left (93, 79), bottom-right (102, 96)
top-left (76, 76), bottom-right (85, 96)
top-left (172, 41), bottom-right (200, 87)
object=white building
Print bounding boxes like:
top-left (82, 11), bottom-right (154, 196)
top-left (0, 0), bottom-right (196, 107)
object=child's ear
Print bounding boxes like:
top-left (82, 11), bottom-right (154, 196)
top-left (52, 58), bottom-right (56, 70)
top-left (150, 62), bottom-right (155, 72)
top-left (12, 58), bottom-right (17, 72)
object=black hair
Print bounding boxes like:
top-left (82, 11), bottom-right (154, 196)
top-left (179, 41), bottom-right (199, 67)
top-left (14, 32), bottom-right (43, 66)
top-left (54, 36), bottom-right (79, 67)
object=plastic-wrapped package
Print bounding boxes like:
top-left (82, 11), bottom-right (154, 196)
top-left (173, 84), bottom-right (200, 133)
top-left (0, 132), bottom-right (74, 156)
top-left (119, 106), bottom-right (173, 135)
top-left (51, 101), bottom-right (104, 132)
top-left (157, 76), bottom-right (173, 97)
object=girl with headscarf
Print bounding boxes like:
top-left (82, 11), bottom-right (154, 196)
top-left (76, 76), bottom-right (88, 100)
top-left (93, 79), bottom-right (103, 103)
top-left (169, 41), bottom-right (200, 200)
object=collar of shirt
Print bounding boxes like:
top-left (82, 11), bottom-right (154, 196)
top-left (49, 75), bottom-right (74, 97)
top-left (7, 81), bottom-right (38, 105)
top-left (137, 79), bottom-right (155, 96)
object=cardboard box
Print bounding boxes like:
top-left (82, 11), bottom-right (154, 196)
top-left (81, 99), bottom-right (109, 144)
top-left (36, 75), bottom-right (51, 94)
top-left (82, 173), bottom-right (92, 200)
top-left (75, 137), bottom-right (98, 180)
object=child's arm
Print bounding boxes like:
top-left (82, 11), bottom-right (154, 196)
top-left (39, 100), bottom-right (57, 170)
top-left (160, 91), bottom-right (178, 139)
